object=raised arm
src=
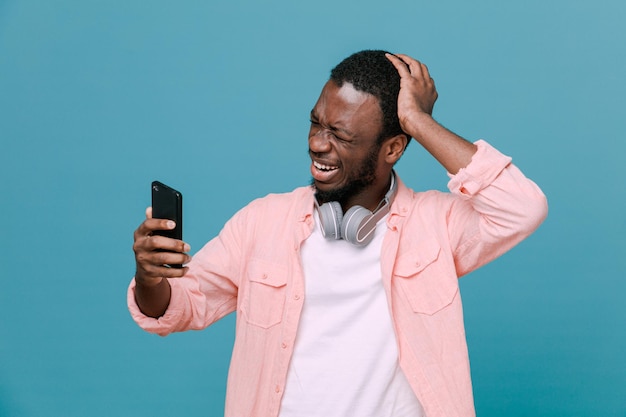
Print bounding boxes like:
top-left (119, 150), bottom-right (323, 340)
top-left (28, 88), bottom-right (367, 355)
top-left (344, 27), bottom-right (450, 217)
top-left (386, 53), bottom-right (477, 174)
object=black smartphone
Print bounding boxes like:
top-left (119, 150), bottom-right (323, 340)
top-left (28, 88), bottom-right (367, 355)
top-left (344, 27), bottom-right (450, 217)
top-left (151, 181), bottom-right (183, 239)
top-left (151, 181), bottom-right (183, 267)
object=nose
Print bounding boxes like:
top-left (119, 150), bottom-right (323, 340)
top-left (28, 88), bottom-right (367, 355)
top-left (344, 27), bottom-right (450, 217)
top-left (309, 129), bottom-right (332, 154)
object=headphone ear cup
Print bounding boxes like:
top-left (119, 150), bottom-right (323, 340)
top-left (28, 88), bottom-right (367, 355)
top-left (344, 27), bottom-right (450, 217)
top-left (341, 205), bottom-right (374, 246)
top-left (318, 201), bottom-right (344, 239)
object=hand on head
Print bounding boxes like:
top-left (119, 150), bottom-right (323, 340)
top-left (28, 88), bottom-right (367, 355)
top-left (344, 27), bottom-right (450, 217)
top-left (385, 53), bottom-right (438, 131)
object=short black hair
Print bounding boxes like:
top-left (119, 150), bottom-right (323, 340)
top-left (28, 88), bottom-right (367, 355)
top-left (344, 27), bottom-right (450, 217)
top-left (330, 49), bottom-right (410, 145)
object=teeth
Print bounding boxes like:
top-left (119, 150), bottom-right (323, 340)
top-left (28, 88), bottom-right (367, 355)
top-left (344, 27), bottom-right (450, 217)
top-left (314, 161), bottom-right (338, 171)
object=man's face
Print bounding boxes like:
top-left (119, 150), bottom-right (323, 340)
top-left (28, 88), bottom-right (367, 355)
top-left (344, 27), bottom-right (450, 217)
top-left (309, 80), bottom-right (386, 207)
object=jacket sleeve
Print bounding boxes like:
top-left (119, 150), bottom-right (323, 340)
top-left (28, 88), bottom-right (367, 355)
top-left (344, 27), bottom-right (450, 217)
top-left (445, 140), bottom-right (548, 277)
top-left (127, 208), bottom-right (245, 336)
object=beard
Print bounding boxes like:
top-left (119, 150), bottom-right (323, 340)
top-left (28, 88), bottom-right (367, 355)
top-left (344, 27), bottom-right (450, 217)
top-left (311, 143), bottom-right (381, 206)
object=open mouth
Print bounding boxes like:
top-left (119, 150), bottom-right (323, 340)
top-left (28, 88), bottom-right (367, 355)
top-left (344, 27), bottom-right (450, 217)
top-left (311, 160), bottom-right (340, 184)
top-left (313, 161), bottom-right (339, 172)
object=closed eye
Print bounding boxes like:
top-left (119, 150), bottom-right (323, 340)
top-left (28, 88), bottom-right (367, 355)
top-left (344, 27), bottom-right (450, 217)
top-left (309, 117), bottom-right (352, 144)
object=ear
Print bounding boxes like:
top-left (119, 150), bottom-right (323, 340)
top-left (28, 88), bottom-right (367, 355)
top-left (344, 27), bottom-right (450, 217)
top-left (382, 134), bottom-right (408, 164)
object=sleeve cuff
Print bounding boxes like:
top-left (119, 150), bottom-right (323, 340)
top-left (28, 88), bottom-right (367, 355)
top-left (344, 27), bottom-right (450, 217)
top-left (127, 278), bottom-right (187, 336)
top-left (447, 139), bottom-right (512, 197)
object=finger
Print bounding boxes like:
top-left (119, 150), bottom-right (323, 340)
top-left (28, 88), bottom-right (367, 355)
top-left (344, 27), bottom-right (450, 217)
top-left (150, 250), bottom-right (192, 268)
top-left (143, 234), bottom-right (191, 253)
top-left (420, 62), bottom-right (432, 80)
top-left (146, 206), bottom-right (153, 219)
top-left (141, 263), bottom-right (190, 279)
top-left (160, 266), bottom-right (189, 278)
top-left (137, 218), bottom-right (175, 235)
top-left (385, 53), bottom-right (412, 78)
top-left (134, 220), bottom-right (178, 247)
top-left (395, 54), bottom-right (424, 78)
top-left (135, 245), bottom-right (191, 271)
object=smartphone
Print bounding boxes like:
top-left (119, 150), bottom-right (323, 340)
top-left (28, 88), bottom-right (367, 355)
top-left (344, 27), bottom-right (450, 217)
top-left (151, 181), bottom-right (183, 267)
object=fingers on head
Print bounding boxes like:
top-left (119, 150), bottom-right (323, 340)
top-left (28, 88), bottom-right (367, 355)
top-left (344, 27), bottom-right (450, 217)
top-left (392, 54), bottom-right (434, 80)
top-left (394, 53), bottom-right (419, 68)
top-left (386, 53), bottom-right (411, 76)
top-left (420, 62), bottom-right (432, 79)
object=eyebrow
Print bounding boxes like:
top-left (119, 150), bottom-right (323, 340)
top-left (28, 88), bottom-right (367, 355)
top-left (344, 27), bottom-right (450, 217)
top-left (309, 110), bottom-right (355, 138)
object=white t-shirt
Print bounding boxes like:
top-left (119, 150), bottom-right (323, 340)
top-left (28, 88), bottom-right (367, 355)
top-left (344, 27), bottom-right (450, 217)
top-left (279, 211), bottom-right (425, 417)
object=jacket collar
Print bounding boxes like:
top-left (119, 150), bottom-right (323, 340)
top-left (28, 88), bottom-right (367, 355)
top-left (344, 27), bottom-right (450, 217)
top-left (389, 174), bottom-right (413, 218)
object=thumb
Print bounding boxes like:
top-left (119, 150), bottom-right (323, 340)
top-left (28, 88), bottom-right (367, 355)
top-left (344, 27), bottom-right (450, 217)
top-left (146, 207), bottom-right (153, 219)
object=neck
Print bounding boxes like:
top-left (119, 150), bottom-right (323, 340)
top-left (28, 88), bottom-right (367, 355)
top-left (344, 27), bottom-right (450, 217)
top-left (342, 171), bottom-right (395, 212)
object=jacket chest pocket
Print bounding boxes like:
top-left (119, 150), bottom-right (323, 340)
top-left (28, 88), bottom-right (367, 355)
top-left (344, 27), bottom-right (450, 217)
top-left (241, 259), bottom-right (288, 329)
top-left (394, 245), bottom-right (458, 315)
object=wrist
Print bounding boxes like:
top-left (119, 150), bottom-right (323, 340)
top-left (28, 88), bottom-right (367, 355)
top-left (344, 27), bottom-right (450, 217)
top-left (402, 112), bottom-right (435, 142)
top-left (135, 273), bottom-right (164, 288)
top-left (133, 273), bottom-right (172, 318)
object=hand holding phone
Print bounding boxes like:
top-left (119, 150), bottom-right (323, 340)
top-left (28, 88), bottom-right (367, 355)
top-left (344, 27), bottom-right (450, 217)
top-left (131, 182), bottom-right (188, 317)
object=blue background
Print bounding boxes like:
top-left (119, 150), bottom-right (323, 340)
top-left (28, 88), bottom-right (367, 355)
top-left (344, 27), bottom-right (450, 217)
top-left (1, 1), bottom-right (624, 416)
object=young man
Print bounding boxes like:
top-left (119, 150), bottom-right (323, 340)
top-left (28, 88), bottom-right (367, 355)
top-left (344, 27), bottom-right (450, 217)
top-left (129, 50), bottom-right (547, 417)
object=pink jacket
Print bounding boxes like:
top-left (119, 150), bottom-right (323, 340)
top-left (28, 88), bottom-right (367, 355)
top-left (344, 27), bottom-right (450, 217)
top-left (128, 140), bottom-right (548, 417)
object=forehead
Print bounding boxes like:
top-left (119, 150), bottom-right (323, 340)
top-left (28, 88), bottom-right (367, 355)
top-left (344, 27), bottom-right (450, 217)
top-left (312, 81), bottom-right (382, 137)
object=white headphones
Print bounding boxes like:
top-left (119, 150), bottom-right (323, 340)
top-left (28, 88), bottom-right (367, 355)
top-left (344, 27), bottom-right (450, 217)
top-left (315, 172), bottom-right (397, 246)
